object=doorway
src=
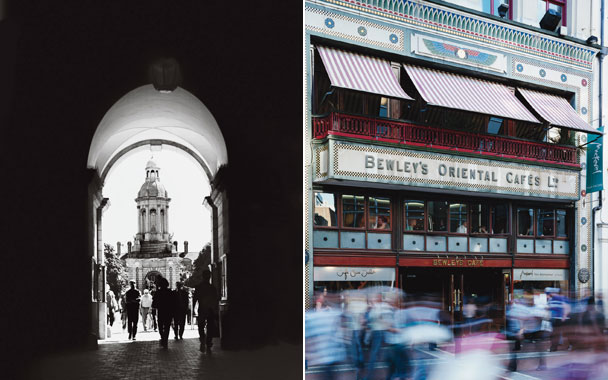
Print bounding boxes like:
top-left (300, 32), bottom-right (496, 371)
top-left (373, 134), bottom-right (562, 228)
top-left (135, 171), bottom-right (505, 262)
top-left (401, 268), bottom-right (506, 330)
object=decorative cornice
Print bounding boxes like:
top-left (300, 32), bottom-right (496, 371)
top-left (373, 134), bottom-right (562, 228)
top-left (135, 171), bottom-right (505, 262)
top-left (307, 0), bottom-right (598, 70)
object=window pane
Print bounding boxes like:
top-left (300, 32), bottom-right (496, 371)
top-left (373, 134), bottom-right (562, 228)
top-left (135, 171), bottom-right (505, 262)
top-left (369, 197), bottom-right (391, 230)
top-left (518, 208), bottom-right (534, 236)
top-left (538, 0), bottom-right (547, 23)
top-left (450, 203), bottom-right (468, 233)
top-left (556, 209), bottom-right (568, 237)
top-left (404, 200), bottom-right (425, 231)
top-left (492, 204), bottom-right (509, 234)
top-left (548, 3), bottom-right (562, 14)
top-left (343, 195), bottom-right (365, 228)
top-left (481, 0), bottom-right (492, 14)
top-left (471, 203), bottom-right (489, 233)
top-left (379, 97), bottom-right (388, 118)
top-left (537, 209), bottom-right (555, 237)
top-left (314, 192), bottom-right (337, 227)
top-left (487, 117), bottom-right (504, 135)
top-left (428, 201), bottom-right (448, 232)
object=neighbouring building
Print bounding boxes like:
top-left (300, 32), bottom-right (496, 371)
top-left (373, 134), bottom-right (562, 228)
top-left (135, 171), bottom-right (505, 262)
top-left (305, 0), bottom-right (606, 328)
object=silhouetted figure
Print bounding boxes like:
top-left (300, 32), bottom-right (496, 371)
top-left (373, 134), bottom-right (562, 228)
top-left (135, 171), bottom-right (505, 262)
top-left (193, 270), bottom-right (219, 353)
top-left (125, 281), bottom-right (141, 340)
top-left (173, 282), bottom-right (189, 339)
top-left (152, 276), bottom-right (176, 348)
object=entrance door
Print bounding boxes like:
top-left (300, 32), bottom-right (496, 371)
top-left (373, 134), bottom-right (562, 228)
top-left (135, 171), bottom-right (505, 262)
top-left (448, 272), bottom-right (464, 324)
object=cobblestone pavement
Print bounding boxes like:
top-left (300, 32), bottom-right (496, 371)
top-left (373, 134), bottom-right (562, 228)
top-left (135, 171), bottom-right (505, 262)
top-left (23, 320), bottom-right (301, 380)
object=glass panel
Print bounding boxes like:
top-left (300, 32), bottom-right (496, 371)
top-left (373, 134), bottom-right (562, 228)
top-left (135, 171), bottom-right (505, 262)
top-left (556, 209), bottom-right (568, 238)
top-left (428, 201), bottom-right (448, 232)
top-left (379, 97), bottom-right (388, 118)
top-left (471, 203), bottom-right (489, 234)
top-left (314, 192), bottom-right (337, 227)
top-left (492, 204), bottom-right (509, 234)
top-left (548, 3), bottom-right (562, 14)
top-left (481, 0), bottom-right (492, 14)
top-left (518, 208), bottom-right (534, 236)
top-left (537, 209), bottom-right (555, 237)
top-left (404, 200), bottom-right (425, 231)
top-left (538, 0), bottom-right (547, 23)
top-left (342, 195), bottom-right (365, 228)
top-left (487, 117), bottom-right (504, 135)
top-left (449, 203), bottom-right (468, 233)
top-left (369, 197), bottom-right (391, 230)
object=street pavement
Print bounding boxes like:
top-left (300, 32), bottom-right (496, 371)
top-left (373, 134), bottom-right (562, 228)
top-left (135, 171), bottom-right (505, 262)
top-left (305, 338), bottom-right (608, 379)
top-left (21, 313), bottom-right (301, 380)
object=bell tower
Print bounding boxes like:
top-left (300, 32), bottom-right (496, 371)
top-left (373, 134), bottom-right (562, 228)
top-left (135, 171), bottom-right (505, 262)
top-left (133, 159), bottom-right (172, 253)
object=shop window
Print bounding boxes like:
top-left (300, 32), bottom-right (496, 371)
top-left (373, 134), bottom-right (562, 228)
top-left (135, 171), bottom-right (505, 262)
top-left (404, 200), bottom-right (425, 231)
top-left (379, 97), bottom-right (388, 118)
top-left (491, 204), bottom-right (509, 234)
top-left (538, 0), bottom-right (566, 26)
top-left (314, 192), bottom-right (338, 227)
top-left (517, 208), bottom-right (534, 236)
top-left (368, 196), bottom-right (391, 230)
top-left (428, 201), bottom-right (448, 232)
top-left (449, 203), bottom-right (468, 233)
top-left (342, 194), bottom-right (365, 228)
top-left (537, 209), bottom-right (555, 237)
top-left (556, 209), bottom-right (568, 238)
top-left (471, 203), bottom-right (489, 234)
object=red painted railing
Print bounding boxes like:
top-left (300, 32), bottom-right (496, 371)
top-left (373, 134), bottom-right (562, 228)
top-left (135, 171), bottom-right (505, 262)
top-left (313, 113), bottom-right (577, 166)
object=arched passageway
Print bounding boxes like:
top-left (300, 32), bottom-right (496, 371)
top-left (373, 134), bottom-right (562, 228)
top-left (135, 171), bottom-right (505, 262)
top-left (87, 84), bottom-right (228, 341)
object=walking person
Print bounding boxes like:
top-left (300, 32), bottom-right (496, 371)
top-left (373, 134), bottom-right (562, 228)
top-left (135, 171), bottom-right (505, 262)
top-left (151, 276), bottom-right (176, 348)
top-left (125, 281), bottom-right (141, 340)
top-left (173, 282), bottom-right (189, 339)
top-left (140, 289), bottom-right (153, 331)
top-left (193, 270), bottom-right (219, 353)
top-left (107, 289), bottom-right (118, 327)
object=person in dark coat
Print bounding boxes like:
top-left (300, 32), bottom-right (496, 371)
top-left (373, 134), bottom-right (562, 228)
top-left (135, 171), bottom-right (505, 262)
top-left (173, 282), bottom-right (189, 339)
top-left (125, 281), bottom-right (141, 340)
top-left (193, 270), bottom-right (219, 353)
top-left (152, 276), bottom-right (176, 348)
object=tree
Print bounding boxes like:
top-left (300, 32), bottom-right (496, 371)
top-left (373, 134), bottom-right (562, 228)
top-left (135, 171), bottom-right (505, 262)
top-left (185, 242), bottom-right (211, 287)
top-left (104, 243), bottom-right (128, 297)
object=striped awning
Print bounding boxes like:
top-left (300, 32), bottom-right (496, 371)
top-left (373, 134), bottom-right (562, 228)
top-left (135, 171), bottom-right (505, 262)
top-left (403, 64), bottom-right (539, 123)
top-left (517, 88), bottom-right (600, 135)
top-left (317, 46), bottom-right (414, 100)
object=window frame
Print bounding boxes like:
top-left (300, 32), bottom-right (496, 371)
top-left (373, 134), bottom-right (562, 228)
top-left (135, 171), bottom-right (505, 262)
top-left (403, 199), bottom-right (427, 233)
top-left (367, 195), bottom-right (393, 232)
top-left (341, 193), bottom-right (367, 230)
top-left (313, 191), bottom-right (340, 230)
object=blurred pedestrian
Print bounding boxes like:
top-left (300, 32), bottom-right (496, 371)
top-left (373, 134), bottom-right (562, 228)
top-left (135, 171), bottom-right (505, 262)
top-left (344, 291), bottom-right (366, 379)
top-left (150, 284), bottom-right (158, 332)
top-left (107, 289), bottom-right (118, 327)
top-left (152, 276), bottom-right (176, 348)
top-left (362, 293), bottom-right (392, 380)
top-left (547, 288), bottom-right (570, 352)
top-left (193, 270), bottom-right (219, 353)
top-left (140, 289), bottom-right (153, 331)
top-left (120, 292), bottom-right (127, 331)
top-left (173, 282), bottom-right (189, 339)
top-left (125, 281), bottom-right (141, 340)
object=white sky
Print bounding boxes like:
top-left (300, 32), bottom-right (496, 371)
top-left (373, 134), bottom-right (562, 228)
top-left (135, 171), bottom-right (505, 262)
top-left (102, 148), bottom-right (211, 254)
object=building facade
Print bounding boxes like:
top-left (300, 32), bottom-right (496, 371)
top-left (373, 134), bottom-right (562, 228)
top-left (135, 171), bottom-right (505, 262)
top-left (305, 0), bottom-right (605, 326)
top-left (124, 159), bottom-right (187, 290)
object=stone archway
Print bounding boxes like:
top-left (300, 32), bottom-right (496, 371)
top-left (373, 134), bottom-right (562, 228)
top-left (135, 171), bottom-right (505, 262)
top-left (87, 84), bottom-right (228, 340)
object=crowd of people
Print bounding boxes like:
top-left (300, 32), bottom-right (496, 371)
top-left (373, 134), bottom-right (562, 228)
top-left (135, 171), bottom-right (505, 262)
top-left (306, 286), bottom-right (608, 380)
top-left (106, 270), bottom-right (219, 351)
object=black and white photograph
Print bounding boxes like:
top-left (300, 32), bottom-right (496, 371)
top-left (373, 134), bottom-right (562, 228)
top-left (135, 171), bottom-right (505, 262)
top-left (1, 1), bottom-right (301, 379)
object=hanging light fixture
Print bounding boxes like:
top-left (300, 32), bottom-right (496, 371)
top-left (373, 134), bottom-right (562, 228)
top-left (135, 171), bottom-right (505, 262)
top-left (149, 57), bottom-right (182, 93)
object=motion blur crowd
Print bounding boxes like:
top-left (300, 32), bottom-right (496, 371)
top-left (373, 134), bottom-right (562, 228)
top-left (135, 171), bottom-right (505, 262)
top-left (305, 287), bottom-right (608, 380)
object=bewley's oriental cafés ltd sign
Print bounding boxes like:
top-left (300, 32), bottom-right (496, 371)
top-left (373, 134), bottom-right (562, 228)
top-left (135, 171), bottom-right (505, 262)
top-left (315, 140), bottom-right (579, 200)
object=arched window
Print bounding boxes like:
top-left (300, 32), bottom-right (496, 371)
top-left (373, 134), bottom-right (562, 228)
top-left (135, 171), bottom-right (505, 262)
top-left (169, 267), bottom-right (173, 289)
top-left (160, 209), bottom-right (165, 233)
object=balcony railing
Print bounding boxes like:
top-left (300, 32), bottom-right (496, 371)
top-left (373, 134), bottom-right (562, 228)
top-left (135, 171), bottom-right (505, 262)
top-left (313, 112), bottom-right (578, 166)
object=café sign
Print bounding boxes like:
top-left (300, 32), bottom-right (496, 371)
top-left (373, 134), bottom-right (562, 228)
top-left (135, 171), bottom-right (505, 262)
top-left (313, 266), bottom-right (395, 282)
top-left (513, 269), bottom-right (568, 282)
top-left (315, 140), bottom-right (579, 200)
